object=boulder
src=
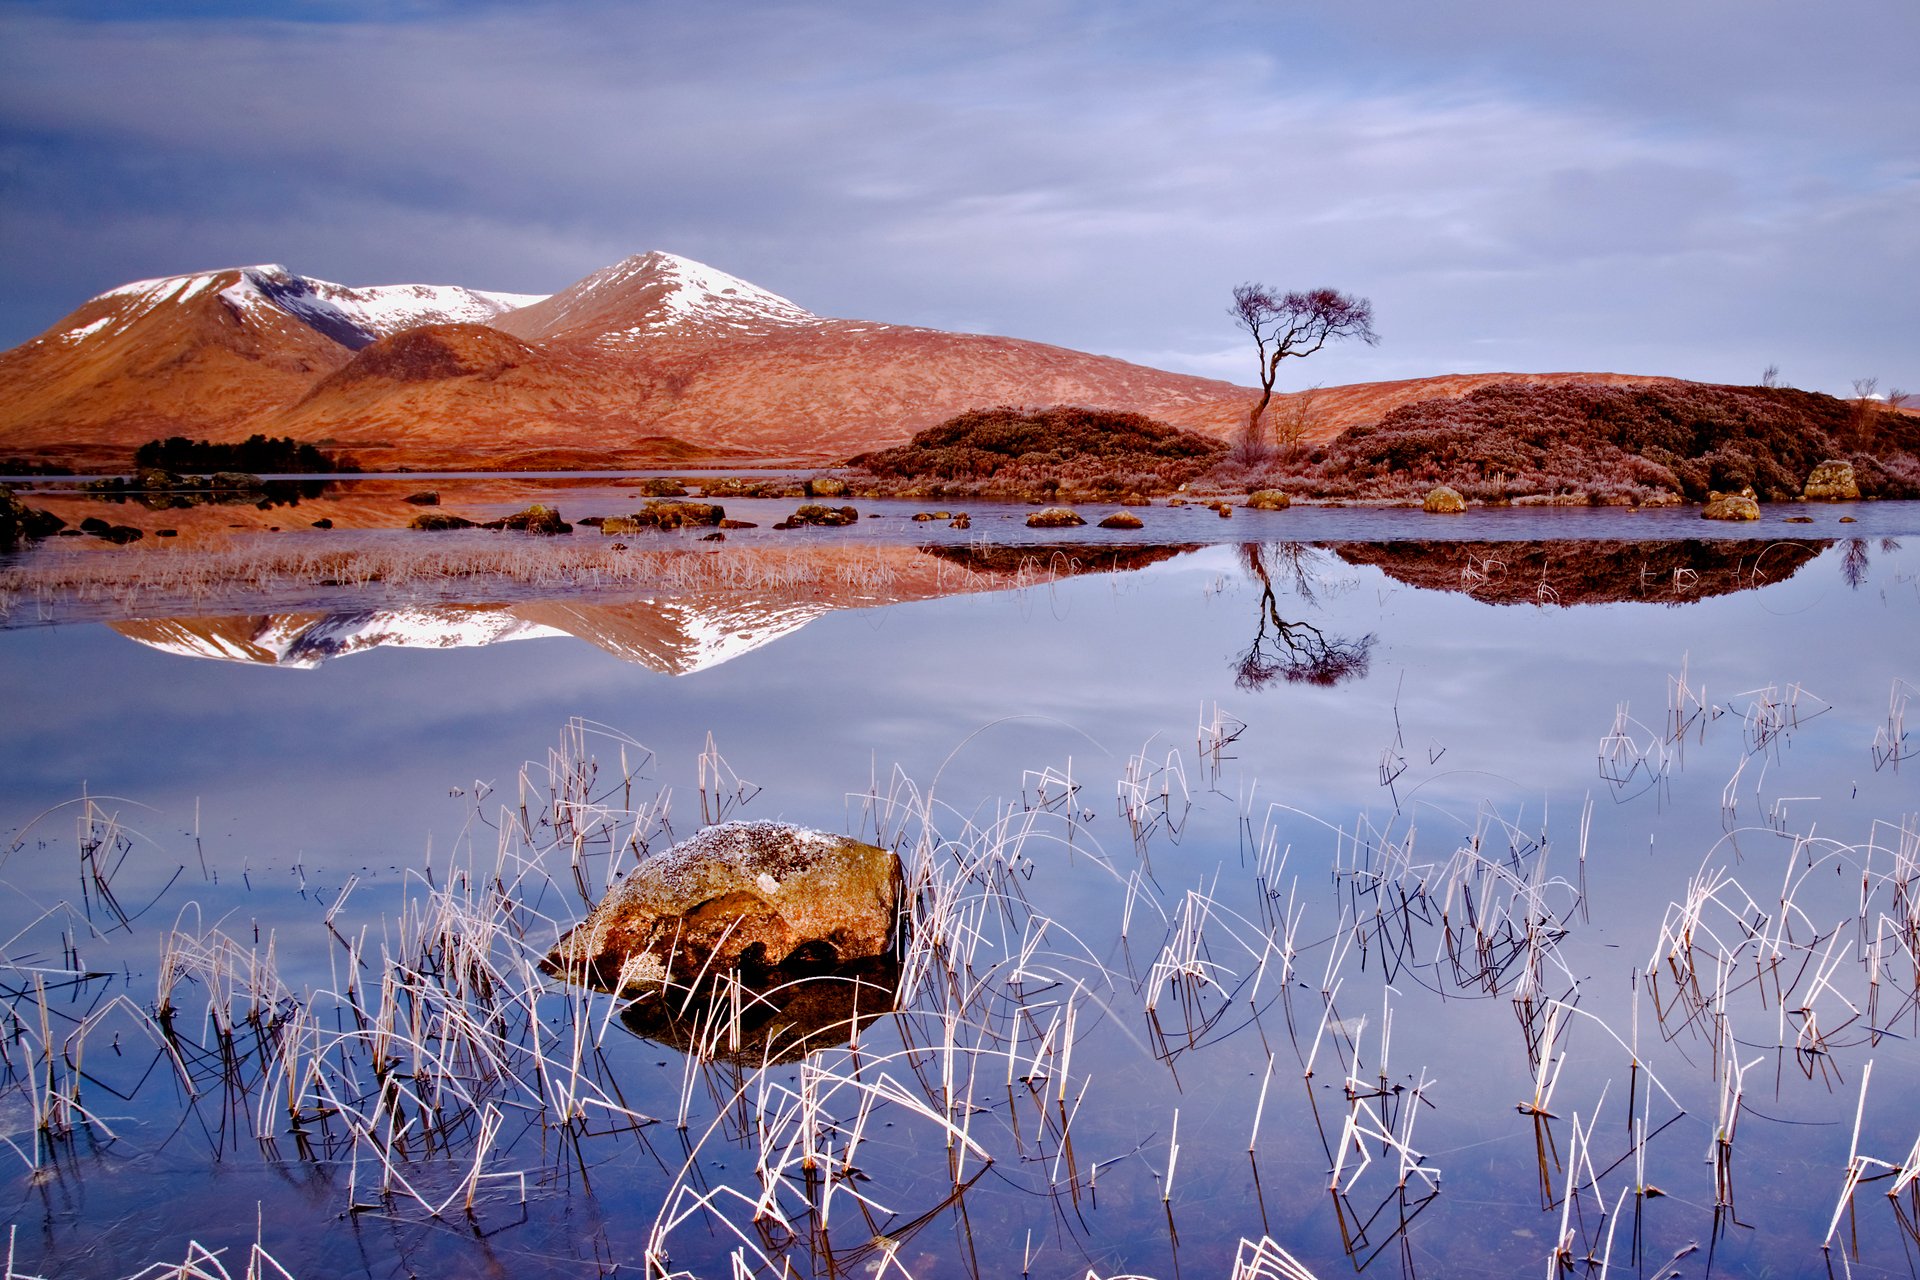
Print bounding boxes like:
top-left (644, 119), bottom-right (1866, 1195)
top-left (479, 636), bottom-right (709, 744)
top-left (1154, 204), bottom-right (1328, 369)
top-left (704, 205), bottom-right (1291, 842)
top-left (949, 513), bottom-right (971, 529)
top-left (1802, 460), bottom-right (1861, 502)
top-left (1026, 507), bottom-right (1086, 528)
top-left (776, 504), bottom-right (859, 528)
top-left (546, 821), bottom-right (903, 994)
top-left (1097, 510), bottom-right (1144, 529)
top-left (209, 472), bottom-right (265, 491)
top-left (1702, 489), bottom-right (1761, 521)
top-left (403, 491), bottom-right (441, 505)
top-left (1423, 486), bottom-right (1467, 514)
top-left (634, 477), bottom-right (690, 497)
top-left (132, 467), bottom-right (183, 490)
top-left (499, 504), bottom-right (571, 534)
top-left (807, 476), bottom-right (849, 498)
top-left (1245, 489), bottom-right (1291, 511)
top-left (0, 486), bottom-right (65, 549)
top-left (408, 511), bottom-right (476, 531)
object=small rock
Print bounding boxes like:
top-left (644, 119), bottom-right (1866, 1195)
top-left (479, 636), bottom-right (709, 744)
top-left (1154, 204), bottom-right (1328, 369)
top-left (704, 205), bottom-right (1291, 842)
top-left (948, 513), bottom-right (971, 529)
top-left (1026, 507), bottom-right (1086, 528)
top-left (1214, 502), bottom-right (1233, 518)
top-left (403, 491), bottom-right (440, 506)
top-left (311, 518), bottom-right (334, 529)
top-left (1423, 486), bottom-right (1467, 514)
top-left (700, 531), bottom-right (726, 541)
top-left (1097, 510), bottom-right (1144, 530)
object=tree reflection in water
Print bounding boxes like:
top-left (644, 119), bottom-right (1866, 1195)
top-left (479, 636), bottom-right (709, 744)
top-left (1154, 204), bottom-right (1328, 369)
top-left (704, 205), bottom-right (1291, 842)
top-left (1233, 542), bottom-right (1375, 690)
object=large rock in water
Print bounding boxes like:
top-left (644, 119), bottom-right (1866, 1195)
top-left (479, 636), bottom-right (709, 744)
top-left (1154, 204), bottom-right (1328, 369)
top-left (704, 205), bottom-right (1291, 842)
top-left (1802, 460), bottom-right (1861, 502)
top-left (546, 821), bottom-right (903, 993)
top-left (1422, 485), bottom-right (1467, 514)
top-left (1702, 489), bottom-right (1761, 521)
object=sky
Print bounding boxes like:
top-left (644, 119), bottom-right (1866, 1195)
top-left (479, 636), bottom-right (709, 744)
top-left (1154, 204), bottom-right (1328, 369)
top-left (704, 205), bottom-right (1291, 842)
top-left (1, 0), bottom-right (1914, 397)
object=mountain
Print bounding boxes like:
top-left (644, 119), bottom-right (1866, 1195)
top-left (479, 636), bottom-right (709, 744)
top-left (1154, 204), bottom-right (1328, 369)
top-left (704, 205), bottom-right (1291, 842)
top-left (0, 251), bottom-right (1657, 472)
top-left (492, 251), bottom-right (818, 343)
top-left (0, 264), bottom-right (547, 468)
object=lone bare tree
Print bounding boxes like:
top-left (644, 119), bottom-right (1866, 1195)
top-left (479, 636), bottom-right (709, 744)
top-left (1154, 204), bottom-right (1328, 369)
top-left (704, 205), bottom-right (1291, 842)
top-left (1231, 284), bottom-right (1378, 452)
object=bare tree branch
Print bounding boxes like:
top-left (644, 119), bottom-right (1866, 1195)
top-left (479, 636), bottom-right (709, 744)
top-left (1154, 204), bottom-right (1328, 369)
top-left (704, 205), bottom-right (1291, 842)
top-left (1231, 284), bottom-right (1378, 444)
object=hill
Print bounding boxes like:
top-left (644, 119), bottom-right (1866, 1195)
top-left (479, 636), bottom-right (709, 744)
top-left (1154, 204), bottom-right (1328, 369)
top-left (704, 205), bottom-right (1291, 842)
top-left (0, 253), bottom-right (1269, 471)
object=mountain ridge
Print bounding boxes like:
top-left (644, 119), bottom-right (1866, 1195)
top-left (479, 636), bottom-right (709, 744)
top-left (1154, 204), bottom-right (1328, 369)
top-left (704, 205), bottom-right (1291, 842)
top-left (0, 253), bottom-right (1666, 472)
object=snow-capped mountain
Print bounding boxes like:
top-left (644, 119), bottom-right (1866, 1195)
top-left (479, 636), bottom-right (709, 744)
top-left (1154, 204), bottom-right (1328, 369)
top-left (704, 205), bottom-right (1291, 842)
top-left (99, 264), bottom-right (546, 351)
top-left (0, 249), bottom-right (1259, 471)
top-left (491, 251), bottom-right (820, 344)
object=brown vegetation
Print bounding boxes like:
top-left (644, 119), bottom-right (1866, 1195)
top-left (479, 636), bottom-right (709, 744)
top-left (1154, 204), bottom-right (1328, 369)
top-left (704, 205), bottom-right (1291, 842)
top-left (851, 405), bottom-right (1227, 499)
top-left (1236, 380), bottom-right (1920, 505)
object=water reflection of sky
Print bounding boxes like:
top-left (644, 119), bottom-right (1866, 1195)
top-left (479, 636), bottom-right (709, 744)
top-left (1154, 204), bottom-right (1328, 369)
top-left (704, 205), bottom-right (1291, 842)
top-left (2, 536), bottom-right (1918, 1277)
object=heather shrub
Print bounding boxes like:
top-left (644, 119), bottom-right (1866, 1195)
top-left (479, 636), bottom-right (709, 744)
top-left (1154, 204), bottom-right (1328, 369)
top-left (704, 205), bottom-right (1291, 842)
top-left (1243, 380), bottom-right (1864, 504)
top-left (851, 406), bottom-right (1227, 498)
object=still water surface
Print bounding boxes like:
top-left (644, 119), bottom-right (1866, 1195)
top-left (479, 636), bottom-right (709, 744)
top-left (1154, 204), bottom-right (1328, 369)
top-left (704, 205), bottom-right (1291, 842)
top-left (2, 521), bottom-right (1917, 1278)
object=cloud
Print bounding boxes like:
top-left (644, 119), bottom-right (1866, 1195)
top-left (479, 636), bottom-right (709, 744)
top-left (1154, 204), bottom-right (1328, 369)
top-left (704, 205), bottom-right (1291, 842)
top-left (0, 0), bottom-right (1913, 395)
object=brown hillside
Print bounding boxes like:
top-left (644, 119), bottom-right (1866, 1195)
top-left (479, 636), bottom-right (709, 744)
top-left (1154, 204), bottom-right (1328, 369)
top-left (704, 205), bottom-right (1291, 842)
top-left (0, 270), bottom-right (352, 469)
top-left (0, 253), bottom-right (1681, 473)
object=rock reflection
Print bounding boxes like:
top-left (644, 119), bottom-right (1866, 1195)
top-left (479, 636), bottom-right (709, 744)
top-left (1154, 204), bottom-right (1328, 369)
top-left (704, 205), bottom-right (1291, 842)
top-left (616, 953), bottom-right (900, 1066)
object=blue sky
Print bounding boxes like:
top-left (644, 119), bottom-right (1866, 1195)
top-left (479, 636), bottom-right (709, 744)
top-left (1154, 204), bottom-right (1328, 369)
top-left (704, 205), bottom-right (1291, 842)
top-left (1, 0), bottom-right (1914, 396)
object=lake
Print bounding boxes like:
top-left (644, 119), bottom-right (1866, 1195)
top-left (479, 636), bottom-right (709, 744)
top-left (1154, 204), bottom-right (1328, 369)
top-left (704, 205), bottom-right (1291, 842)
top-left (2, 501), bottom-right (1917, 1279)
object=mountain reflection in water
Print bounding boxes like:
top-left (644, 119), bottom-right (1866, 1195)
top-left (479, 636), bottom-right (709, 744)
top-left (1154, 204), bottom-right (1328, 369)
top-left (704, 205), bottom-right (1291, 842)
top-left (102, 543), bottom-right (1194, 673)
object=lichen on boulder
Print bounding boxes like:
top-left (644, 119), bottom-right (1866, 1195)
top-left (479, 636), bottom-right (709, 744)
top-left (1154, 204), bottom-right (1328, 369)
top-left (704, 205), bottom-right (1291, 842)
top-left (1702, 489), bottom-right (1761, 521)
top-left (1026, 507), bottom-right (1085, 528)
top-left (1802, 460), bottom-right (1861, 502)
top-left (545, 821), bottom-right (904, 994)
top-left (1245, 489), bottom-right (1291, 511)
top-left (1422, 485), bottom-right (1467, 514)
top-left (1097, 510), bottom-right (1144, 529)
